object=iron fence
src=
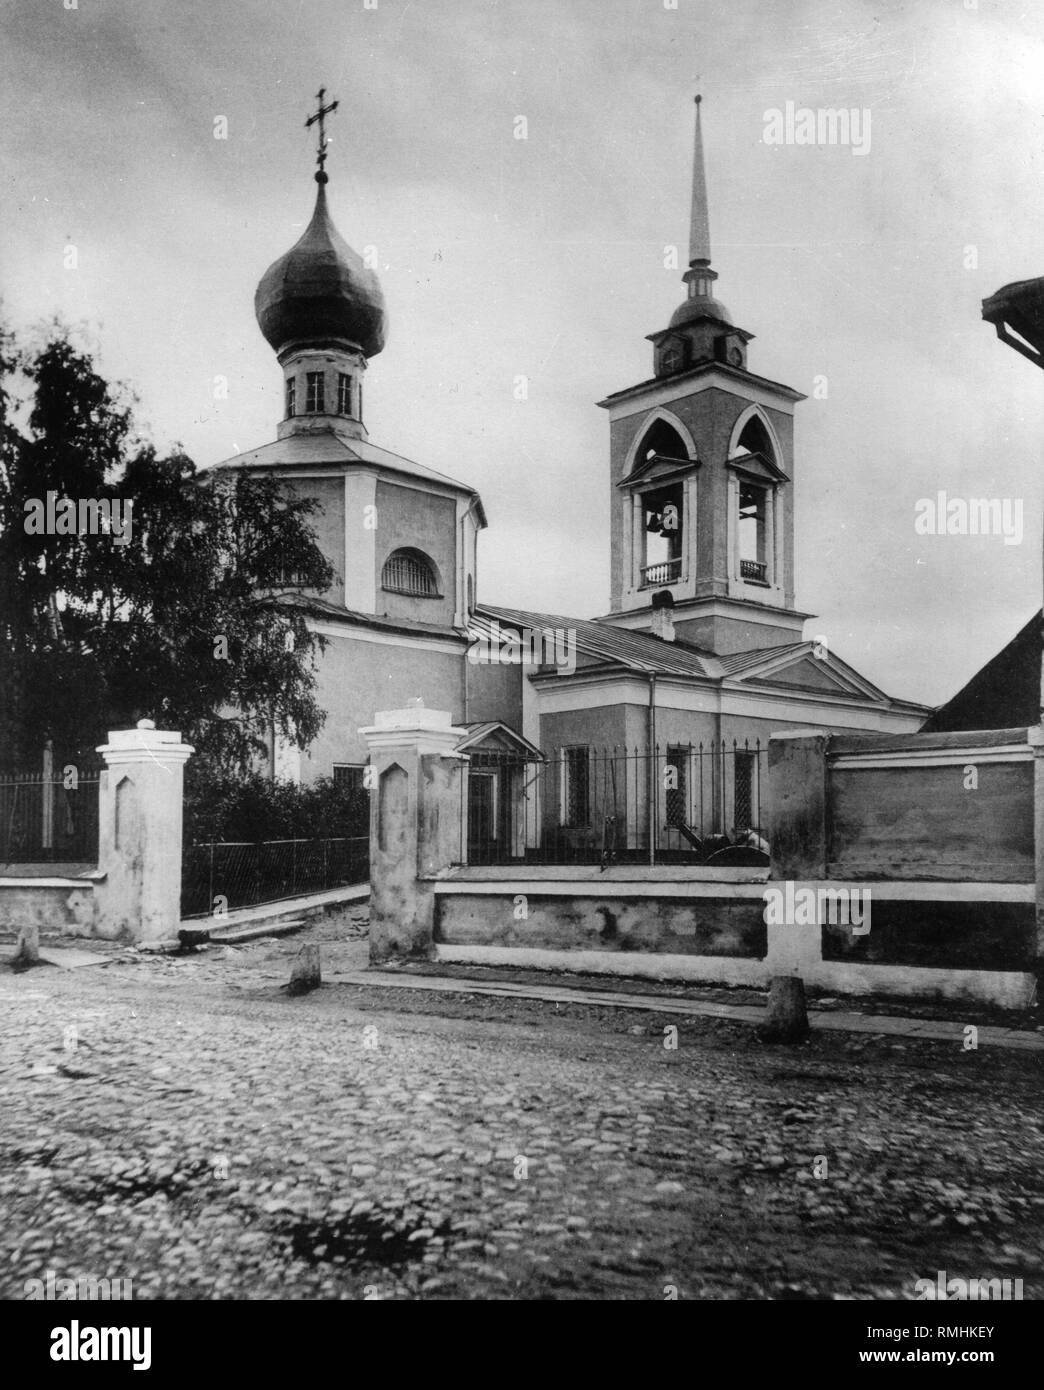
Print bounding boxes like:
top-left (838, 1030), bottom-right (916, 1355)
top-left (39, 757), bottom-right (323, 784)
top-left (0, 766), bottom-right (101, 867)
top-left (460, 741), bottom-right (768, 868)
top-left (180, 835), bottom-right (369, 919)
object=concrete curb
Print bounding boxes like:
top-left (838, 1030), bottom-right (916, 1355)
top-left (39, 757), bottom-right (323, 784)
top-left (333, 968), bottom-right (1044, 1051)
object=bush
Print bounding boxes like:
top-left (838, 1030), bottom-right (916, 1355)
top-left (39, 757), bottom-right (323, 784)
top-left (183, 767), bottom-right (369, 846)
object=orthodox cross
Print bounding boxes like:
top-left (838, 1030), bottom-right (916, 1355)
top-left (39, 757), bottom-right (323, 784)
top-left (305, 87), bottom-right (339, 179)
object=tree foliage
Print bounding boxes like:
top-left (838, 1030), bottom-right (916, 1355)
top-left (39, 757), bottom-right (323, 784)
top-left (182, 770), bottom-right (369, 846)
top-left (0, 326), bottom-right (334, 772)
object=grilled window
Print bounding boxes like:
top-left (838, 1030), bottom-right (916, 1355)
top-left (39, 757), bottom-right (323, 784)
top-left (561, 746), bottom-right (590, 828)
top-left (306, 371), bottom-right (325, 414)
top-left (381, 548), bottom-right (439, 597)
top-left (273, 560), bottom-right (308, 588)
top-left (333, 764), bottom-right (366, 792)
top-left (285, 377), bottom-right (296, 418)
top-left (665, 746), bottom-right (688, 827)
top-left (337, 373), bottom-right (353, 416)
top-left (734, 751), bottom-right (755, 830)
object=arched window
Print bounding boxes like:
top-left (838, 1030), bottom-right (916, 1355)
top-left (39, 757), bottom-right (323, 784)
top-left (730, 413), bottom-right (775, 462)
top-left (728, 411), bottom-right (782, 587)
top-left (637, 418), bottom-right (690, 465)
top-left (632, 420), bottom-right (690, 587)
top-left (381, 548), bottom-right (440, 598)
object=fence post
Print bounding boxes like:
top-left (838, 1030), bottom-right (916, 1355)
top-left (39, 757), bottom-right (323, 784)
top-left (359, 703), bottom-right (468, 965)
top-left (1029, 724), bottom-right (1044, 961)
top-left (41, 741), bottom-right (54, 851)
top-left (94, 720), bottom-right (194, 943)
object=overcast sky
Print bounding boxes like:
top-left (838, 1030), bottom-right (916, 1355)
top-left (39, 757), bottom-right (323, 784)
top-left (3, 0), bottom-right (1042, 705)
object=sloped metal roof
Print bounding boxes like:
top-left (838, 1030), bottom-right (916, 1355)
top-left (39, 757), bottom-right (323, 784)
top-left (203, 428), bottom-right (486, 524)
top-left (475, 604), bottom-right (721, 679)
top-left (273, 591), bottom-right (466, 642)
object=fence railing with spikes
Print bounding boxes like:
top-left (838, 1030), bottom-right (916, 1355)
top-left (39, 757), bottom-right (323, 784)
top-left (459, 740), bottom-right (768, 868)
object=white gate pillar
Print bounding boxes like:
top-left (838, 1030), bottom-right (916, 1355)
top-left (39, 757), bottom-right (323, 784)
top-left (359, 703), bottom-right (468, 964)
top-left (94, 720), bottom-right (194, 943)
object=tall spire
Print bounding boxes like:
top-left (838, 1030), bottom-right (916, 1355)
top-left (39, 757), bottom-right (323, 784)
top-left (689, 94), bottom-right (711, 266)
top-left (670, 93), bottom-right (730, 328)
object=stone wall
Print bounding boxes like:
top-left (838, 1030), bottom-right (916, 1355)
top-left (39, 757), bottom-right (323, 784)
top-left (428, 870), bottom-right (1036, 1006)
top-left (0, 878), bottom-right (97, 936)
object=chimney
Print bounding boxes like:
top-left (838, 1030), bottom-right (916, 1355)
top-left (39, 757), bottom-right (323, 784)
top-left (650, 591), bottom-right (675, 642)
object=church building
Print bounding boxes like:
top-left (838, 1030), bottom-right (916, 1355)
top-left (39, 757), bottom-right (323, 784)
top-left (209, 91), bottom-right (928, 856)
top-left (207, 93), bottom-right (538, 795)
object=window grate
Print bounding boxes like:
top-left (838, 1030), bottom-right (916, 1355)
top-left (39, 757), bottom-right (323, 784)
top-left (381, 550), bottom-right (439, 597)
top-left (561, 746), bottom-right (590, 828)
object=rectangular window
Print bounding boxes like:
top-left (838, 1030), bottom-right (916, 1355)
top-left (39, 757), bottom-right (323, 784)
top-left (333, 763), bottom-right (371, 835)
top-left (272, 536), bottom-right (321, 589)
top-left (285, 378), bottom-right (296, 418)
top-left (738, 482), bottom-right (768, 582)
top-left (337, 373), bottom-right (353, 416)
top-left (560, 746), bottom-right (590, 828)
top-left (306, 371), bottom-right (325, 414)
top-left (332, 764), bottom-right (365, 792)
top-left (640, 482), bottom-right (684, 588)
top-left (665, 746), bottom-right (688, 827)
top-left (733, 751), bottom-right (755, 831)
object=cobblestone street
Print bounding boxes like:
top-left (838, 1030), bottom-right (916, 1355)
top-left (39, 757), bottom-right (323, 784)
top-left (2, 925), bottom-right (1042, 1301)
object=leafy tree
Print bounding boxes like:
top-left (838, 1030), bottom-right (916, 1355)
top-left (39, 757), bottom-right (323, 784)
top-left (0, 325), bottom-right (334, 773)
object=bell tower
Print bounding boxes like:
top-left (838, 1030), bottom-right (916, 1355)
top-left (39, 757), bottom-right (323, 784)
top-left (598, 97), bottom-right (810, 656)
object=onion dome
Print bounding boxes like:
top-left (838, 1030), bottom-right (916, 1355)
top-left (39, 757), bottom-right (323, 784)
top-left (255, 180), bottom-right (386, 359)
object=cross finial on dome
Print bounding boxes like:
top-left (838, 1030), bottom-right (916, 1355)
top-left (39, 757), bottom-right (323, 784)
top-left (305, 86), bottom-right (339, 185)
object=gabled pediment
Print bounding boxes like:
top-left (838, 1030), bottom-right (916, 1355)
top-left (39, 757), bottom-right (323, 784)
top-left (728, 644), bottom-right (887, 702)
top-left (618, 452), bottom-right (700, 489)
top-left (456, 722), bottom-right (544, 759)
top-left (759, 657), bottom-right (861, 695)
top-left (725, 449), bottom-right (789, 485)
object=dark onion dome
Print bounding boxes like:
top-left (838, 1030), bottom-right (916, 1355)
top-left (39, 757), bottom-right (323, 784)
top-left (669, 288), bottom-right (732, 328)
top-left (255, 181), bottom-right (386, 358)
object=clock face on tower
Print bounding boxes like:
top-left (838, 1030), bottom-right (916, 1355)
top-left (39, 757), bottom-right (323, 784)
top-left (729, 346), bottom-right (743, 367)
